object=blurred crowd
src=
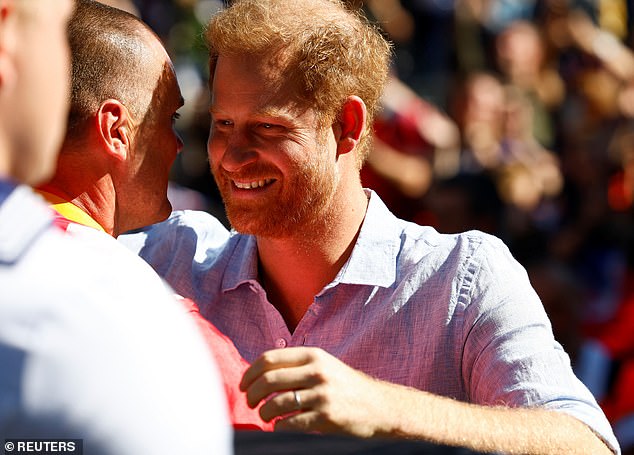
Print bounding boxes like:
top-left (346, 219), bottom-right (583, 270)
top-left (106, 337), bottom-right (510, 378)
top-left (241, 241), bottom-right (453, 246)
top-left (108, 0), bottom-right (634, 451)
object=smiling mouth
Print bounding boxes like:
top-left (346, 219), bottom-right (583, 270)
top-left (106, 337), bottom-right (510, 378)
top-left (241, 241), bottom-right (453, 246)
top-left (233, 178), bottom-right (275, 189)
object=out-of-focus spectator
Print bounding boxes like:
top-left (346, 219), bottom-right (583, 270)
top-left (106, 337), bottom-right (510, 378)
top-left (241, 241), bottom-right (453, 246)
top-left (452, 71), bottom-right (506, 172)
top-left (496, 85), bottom-right (563, 212)
top-left (495, 19), bottom-right (564, 148)
top-left (449, 71), bottom-right (562, 215)
top-left (361, 74), bottom-right (460, 222)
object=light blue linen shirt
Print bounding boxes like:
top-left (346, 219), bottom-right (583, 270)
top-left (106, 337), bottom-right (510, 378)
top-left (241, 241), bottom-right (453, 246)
top-left (124, 190), bottom-right (620, 453)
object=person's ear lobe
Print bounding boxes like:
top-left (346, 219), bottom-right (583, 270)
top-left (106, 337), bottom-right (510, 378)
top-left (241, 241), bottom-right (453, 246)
top-left (335, 95), bottom-right (367, 157)
top-left (96, 100), bottom-right (132, 162)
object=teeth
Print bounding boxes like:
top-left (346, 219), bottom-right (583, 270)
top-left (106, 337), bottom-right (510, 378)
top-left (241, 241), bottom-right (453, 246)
top-left (234, 179), bottom-right (273, 189)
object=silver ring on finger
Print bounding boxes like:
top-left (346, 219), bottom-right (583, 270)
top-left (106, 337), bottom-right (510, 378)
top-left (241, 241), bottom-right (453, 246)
top-left (293, 390), bottom-right (302, 411)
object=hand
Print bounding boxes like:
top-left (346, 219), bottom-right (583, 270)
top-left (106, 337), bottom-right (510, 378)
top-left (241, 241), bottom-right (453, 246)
top-left (239, 346), bottom-right (394, 437)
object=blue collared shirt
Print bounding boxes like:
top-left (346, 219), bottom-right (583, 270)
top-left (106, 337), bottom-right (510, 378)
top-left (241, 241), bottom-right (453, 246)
top-left (123, 190), bottom-right (620, 453)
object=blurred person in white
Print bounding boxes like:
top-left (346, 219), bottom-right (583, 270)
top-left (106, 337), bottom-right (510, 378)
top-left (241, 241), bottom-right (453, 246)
top-left (0, 0), bottom-right (232, 453)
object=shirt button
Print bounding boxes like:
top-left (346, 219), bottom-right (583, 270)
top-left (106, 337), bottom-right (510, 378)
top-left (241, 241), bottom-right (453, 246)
top-left (275, 338), bottom-right (287, 348)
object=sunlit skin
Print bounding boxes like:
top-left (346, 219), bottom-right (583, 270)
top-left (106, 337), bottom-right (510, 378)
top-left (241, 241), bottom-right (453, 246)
top-left (120, 52), bottom-right (185, 229)
top-left (2, 0), bottom-right (74, 185)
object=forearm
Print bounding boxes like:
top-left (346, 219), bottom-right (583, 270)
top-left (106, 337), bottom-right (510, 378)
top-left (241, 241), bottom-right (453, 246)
top-left (370, 380), bottom-right (613, 455)
top-left (243, 347), bottom-right (615, 454)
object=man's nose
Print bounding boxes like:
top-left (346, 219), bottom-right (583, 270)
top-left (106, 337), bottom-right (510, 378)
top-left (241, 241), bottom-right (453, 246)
top-left (218, 132), bottom-right (258, 172)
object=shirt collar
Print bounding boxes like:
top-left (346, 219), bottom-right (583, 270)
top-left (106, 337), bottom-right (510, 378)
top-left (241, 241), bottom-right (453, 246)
top-left (329, 189), bottom-right (399, 288)
top-left (35, 190), bottom-right (106, 232)
top-left (222, 190), bottom-right (400, 292)
top-left (221, 234), bottom-right (260, 291)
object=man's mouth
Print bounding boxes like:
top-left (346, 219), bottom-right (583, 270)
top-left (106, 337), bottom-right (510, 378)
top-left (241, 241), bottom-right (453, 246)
top-left (232, 178), bottom-right (275, 190)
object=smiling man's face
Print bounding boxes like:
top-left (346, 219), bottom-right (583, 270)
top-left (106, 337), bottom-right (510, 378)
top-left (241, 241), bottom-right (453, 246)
top-left (208, 54), bottom-right (340, 238)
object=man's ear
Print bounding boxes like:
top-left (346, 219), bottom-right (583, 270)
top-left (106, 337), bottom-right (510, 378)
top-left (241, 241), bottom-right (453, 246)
top-left (96, 100), bottom-right (132, 162)
top-left (334, 95), bottom-right (367, 157)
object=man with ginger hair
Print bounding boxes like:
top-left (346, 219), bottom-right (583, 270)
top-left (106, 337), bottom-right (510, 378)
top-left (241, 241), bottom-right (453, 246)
top-left (123, 0), bottom-right (619, 453)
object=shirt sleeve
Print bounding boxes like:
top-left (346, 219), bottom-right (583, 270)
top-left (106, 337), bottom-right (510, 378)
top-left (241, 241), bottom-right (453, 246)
top-left (460, 234), bottom-right (620, 454)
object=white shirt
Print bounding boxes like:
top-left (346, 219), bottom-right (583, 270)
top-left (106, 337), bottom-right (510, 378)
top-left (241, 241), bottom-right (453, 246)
top-left (0, 183), bottom-right (232, 454)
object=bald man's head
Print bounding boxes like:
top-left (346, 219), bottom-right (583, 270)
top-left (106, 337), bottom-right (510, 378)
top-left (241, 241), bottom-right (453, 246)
top-left (66, 0), bottom-right (167, 138)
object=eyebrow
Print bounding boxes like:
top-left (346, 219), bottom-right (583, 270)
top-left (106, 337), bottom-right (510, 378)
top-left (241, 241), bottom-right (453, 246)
top-left (209, 105), bottom-right (295, 124)
top-left (258, 107), bottom-right (296, 123)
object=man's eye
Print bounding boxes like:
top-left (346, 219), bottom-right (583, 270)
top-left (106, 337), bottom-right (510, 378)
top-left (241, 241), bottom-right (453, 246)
top-left (259, 123), bottom-right (283, 131)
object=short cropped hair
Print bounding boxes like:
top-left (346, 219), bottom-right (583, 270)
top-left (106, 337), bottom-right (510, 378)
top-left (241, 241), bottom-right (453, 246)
top-left (204, 0), bottom-right (392, 165)
top-left (66, 0), bottom-right (156, 135)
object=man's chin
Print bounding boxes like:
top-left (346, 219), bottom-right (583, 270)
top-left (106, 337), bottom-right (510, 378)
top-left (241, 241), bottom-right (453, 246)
top-left (226, 211), bottom-right (278, 237)
top-left (226, 215), bottom-right (263, 236)
top-left (227, 212), bottom-right (301, 239)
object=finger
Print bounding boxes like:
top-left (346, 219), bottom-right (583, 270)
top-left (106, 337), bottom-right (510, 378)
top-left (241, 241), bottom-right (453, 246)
top-left (259, 389), bottom-right (311, 422)
top-left (240, 346), bottom-right (319, 391)
top-left (245, 363), bottom-right (316, 408)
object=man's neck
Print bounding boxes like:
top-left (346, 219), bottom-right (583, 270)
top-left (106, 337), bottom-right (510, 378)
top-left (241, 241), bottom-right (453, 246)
top-left (37, 180), bottom-right (116, 236)
top-left (256, 186), bottom-right (369, 332)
